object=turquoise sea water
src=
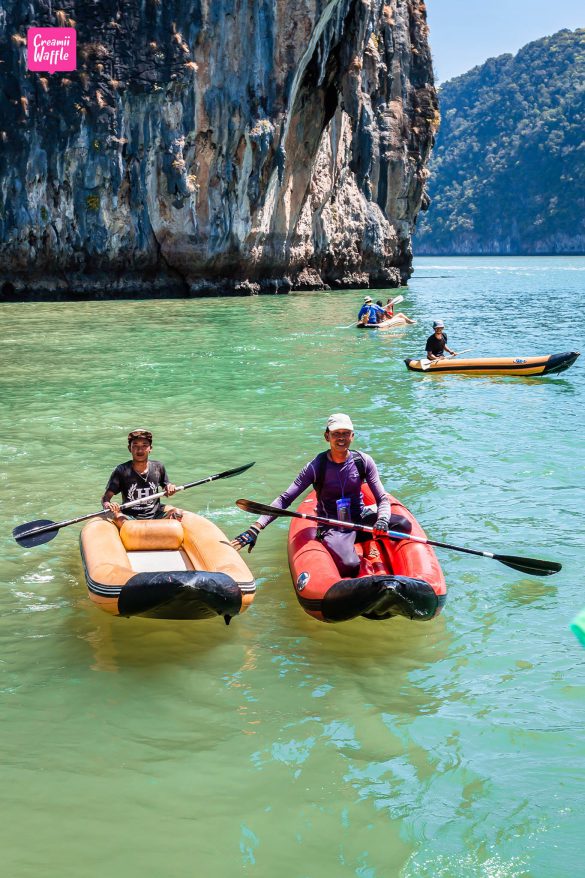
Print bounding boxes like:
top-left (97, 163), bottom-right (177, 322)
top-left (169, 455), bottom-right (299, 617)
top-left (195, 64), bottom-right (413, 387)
top-left (1, 256), bottom-right (584, 877)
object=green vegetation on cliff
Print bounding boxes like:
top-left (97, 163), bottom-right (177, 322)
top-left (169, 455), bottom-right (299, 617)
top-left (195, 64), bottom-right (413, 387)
top-left (415, 29), bottom-right (585, 255)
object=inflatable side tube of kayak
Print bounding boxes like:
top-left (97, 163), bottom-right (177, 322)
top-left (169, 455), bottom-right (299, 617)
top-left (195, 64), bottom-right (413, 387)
top-left (542, 351), bottom-right (580, 375)
top-left (117, 570), bottom-right (243, 620)
top-left (319, 575), bottom-right (445, 623)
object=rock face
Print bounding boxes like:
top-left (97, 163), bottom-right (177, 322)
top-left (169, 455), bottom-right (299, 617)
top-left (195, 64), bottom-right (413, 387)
top-left (0, 0), bottom-right (437, 297)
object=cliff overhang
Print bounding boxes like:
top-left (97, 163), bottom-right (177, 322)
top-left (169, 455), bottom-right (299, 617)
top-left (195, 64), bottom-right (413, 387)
top-left (0, 0), bottom-right (437, 298)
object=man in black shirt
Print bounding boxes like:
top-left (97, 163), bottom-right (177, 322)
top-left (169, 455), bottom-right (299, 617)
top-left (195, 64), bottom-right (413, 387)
top-left (425, 320), bottom-right (457, 360)
top-left (102, 428), bottom-right (183, 527)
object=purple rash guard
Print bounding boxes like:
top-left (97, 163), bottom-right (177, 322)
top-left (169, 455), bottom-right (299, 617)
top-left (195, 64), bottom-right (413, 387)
top-left (256, 452), bottom-right (391, 529)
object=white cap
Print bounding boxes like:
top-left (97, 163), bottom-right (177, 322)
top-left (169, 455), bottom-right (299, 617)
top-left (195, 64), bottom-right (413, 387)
top-left (326, 413), bottom-right (354, 432)
top-left (432, 319), bottom-right (445, 328)
top-left (364, 295), bottom-right (372, 302)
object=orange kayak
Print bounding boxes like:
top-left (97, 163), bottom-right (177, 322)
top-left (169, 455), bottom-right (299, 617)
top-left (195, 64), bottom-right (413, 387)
top-left (404, 351), bottom-right (579, 376)
top-left (287, 486), bottom-right (446, 623)
top-left (80, 512), bottom-right (255, 621)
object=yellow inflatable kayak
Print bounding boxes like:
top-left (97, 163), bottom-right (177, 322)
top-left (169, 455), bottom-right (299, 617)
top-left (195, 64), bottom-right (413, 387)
top-left (404, 351), bottom-right (579, 376)
top-left (357, 316), bottom-right (412, 329)
top-left (80, 512), bottom-right (255, 621)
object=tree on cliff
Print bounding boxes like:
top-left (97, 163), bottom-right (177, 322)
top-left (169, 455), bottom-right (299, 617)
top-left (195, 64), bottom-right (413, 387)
top-left (415, 28), bottom-right (585, 255)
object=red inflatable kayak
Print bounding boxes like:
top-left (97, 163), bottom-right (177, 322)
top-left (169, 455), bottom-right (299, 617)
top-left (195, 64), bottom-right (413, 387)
top-left (287, 486), bottom-right (447, 623)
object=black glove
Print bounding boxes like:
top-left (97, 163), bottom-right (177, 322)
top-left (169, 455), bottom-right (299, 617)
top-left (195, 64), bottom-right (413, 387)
top-left (232, 525), bottom-right (260, 553)
top-left (374, 517), bottom-right (389, 535)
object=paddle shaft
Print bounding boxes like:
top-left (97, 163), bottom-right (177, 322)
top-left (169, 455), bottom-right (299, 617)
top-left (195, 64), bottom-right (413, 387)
top-left (18, 482), bottom-right (193, 539)
top-left (14, 463), bottom-right (255, 543)
top-left (236, 499), bottom-right (561, 575)
top-left (254, 504), bottom-right (495, 559)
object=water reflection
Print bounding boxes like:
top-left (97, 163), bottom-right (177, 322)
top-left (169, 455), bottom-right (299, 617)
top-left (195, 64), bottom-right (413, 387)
top-left (1, 258), bottom-right (584, 877)
top-left (502, 578), bottom-right (558, 607)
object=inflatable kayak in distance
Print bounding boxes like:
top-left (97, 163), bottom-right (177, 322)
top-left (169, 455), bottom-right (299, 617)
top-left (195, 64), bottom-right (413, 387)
top-left (80, 511), bottom-right (255, 622)
top-left (357, 316), bottom-right (413, 329)
top-left (287, 487), bottom-right (446, 623)
top-left (404, 351), bottom-right (580, 376)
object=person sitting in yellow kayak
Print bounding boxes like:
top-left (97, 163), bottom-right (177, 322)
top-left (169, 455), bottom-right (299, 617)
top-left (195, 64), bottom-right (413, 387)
top-left (426, 320), bottom-right (458, 360)
top-left (230, 413), bottom-right (411, 577)
top-left (357, 295), bottom-right (385, 325)
top-left (102, 428), bottom-right (183, 528)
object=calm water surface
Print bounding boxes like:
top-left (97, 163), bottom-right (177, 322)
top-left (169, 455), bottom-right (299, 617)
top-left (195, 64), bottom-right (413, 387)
top-left (1, 256), bottom-right (584, 877)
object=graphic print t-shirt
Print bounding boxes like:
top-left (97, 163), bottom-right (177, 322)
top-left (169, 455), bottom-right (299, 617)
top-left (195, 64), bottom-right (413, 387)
top-left (105, 460), bottom-right (170, 519)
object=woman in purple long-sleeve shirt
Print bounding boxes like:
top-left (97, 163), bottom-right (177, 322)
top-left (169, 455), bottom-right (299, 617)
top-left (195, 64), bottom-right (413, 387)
top-left (231, 413), bottom-right (411, 578)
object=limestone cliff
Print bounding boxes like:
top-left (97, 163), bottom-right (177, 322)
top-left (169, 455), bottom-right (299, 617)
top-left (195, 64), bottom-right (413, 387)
top-left (0, 0), bottom-right (437, 297)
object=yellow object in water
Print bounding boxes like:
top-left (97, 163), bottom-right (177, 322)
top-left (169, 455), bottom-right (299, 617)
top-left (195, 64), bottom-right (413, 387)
top-left (404, 351), bottom-right (579, 376)
top-left (80, 512), bottom-right (255, 621)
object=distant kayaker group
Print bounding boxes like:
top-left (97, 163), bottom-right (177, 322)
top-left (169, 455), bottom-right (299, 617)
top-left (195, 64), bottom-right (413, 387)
top-left (355, 292), bottom-right (460, 363)
top-left (354, 294), bottom-right (579, 376)
top-left (357, 294), bottom-right (415, 327)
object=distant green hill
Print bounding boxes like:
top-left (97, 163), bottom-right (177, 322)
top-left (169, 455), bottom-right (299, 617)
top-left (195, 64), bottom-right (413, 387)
top-left (415, 29), bottom-right (585, 255)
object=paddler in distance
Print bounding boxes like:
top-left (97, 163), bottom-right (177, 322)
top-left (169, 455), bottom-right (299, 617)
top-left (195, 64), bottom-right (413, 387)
top-left (357, 295), bottom-right (385, 326)
top-left (230, 414), bottom-right (411, 577)
top-left (425, 319), bottom-right (458, 360)
top-left (102, 429), bottom-right (183, 528)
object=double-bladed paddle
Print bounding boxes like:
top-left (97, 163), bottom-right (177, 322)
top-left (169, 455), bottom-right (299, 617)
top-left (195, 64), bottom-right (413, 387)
top-left (12, 462), bottom-right (256, 549)
top-left (235, 498), bottom-right (562, 577)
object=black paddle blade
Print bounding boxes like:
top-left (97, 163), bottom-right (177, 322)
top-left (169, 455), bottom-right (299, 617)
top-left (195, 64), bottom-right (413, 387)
top-left (495, 554), bottom-right (562, 576)
top-left (217, 462), bottom-right (255, 479)
top-left (236, 498), bottom-right (290, 517)
top-left (13, 520), bottom-right (59, 548)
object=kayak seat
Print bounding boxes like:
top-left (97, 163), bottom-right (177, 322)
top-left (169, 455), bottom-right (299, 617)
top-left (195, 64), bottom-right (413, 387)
top-left (119, 519), bottom-right (184, 551)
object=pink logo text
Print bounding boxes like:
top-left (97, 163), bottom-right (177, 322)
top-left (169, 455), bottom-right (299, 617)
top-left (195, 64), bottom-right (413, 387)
top-left (27, 28), bottom-right (76, 73)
